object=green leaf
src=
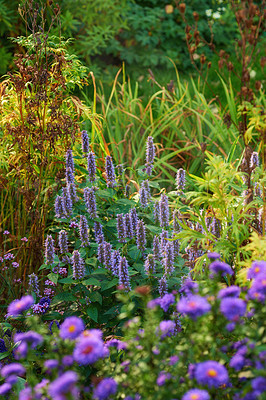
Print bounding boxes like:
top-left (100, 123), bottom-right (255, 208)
top-left (58, 277), bottom-right (76, 284)
top-left (101, 279), bottom-right (118, 291)
top-left (146, 224), bottom-right (162, 234)
top-left (51, 292), bottom-right (77, 305)
top-left (88, 291), bottom-right (102, 304)
top-left (47, 273), bottom-right (58, 284)
top-left (82, 278), bottom-right (101, 286)
top-left (0, 352), bottom-right (9, 361)
top-left (86, 305), bottom-right (98, 322)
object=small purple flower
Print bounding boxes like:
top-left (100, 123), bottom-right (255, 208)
top-left (159, 194), bottom-right (169, 228)
top-left (156, 371), bottom-right (171, 386)
top-left (207, 252), bottom-right (221, 260)
top-left (62, 355), bottom-right (74, 367)
top-left (111, 250), bottom-right (121, 276)
top-left (49, 371), bottom-right (78, 398)
top-left (73, 337), bottom-right (104, 365)
top-left (94, 222), bottom-right (104, 243)
top-left (14, 331), bottom-right (43, 348)
top-left (159, 320), bottom-right (176, 339)
top-left (124, 213), bottom-right (134, 239)
top-left (28, 273), bottom-right (40, 296)
top-left (58, 230), bottom-right (68, 254)
top-left (44, 359), bottom-right (59, 370)
top-left (169, 355), bottom-right (179, 365)
top-left (229, 354), bottom-right (245, 371)
top-left (93, 378), bottom-right (118, 400)
top-left (182, 389), bottom-right (210, 400)
top-left (160, 230), bottom-right (169, 252)
top-left (195, 360), bottom-right (229, 388)
top-left (139, 182), bottom-right (149, 208)
top-left (0, 383), bottom-right (12, 395)
top-left (209, 260), bottom-right (233, 276)
top-left (159, 293), bottom-right (175, 312)
top-left (218, 286), bottom-right (240, 299)
top-left (19, 387), bottom-right (33, 400)
top-left (159, 276), bottom-right (168, 297)
top-left (105, 155), bottom-right (117, 188)
top-left (1, 363), bottom-right (25, 377)
top-left (210, 217), bottom-right (221, 238)
top-left (84, 187), bottom-right (97, 218)
top-left (104, 242), bottom-right (113, 270)
top-left (177, 295), bottom-right (211, 320)
top-left (3, 230), bottom-right (10, 235)
top-left (119, 257), bottom-right (131, 292)
top-left (251, 376), bottom-right (266, 394)
top-left (130, 208), bottom-right (138, 232)
top-left (81, 130), bottom-right (90, 153)
top-left (88, 151), bottom-right (96, 182)
top-left (68, 182), bottom-right (78, 203)
top-left (220, 298), bottom-right (246, 321)
top-left (146, 136), bottom-right (155, 165)
top-left (66, 149), bottom-right (75, 173)
top-left (153, 235), bottom-right (161, 260)
top-left (117, 214), bottom-right (126, 243)
top-left (98, 242), bottom-right (105, 264)
top-left (180, 277), bottom-right (199, 296)
top-left (60, 316), bottom-right (85, 340)
top-left (79, 215), bottom-right (90, 247)
top-left (250, 272), bottom-right (266, 296)
top-left (62, 186), bottom-right (73, 216)
top-left (45, 235), bottom-right (55, 265)
top-left (7, 295), bottom-right (34, 317)
top-left (250, 152), bottom-right (259, 169)
top-left (144, 254), bottom-right (156, 275)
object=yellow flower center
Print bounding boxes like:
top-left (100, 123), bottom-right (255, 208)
top-left (207, 369), bottom-right (217, 377)
top-left (262, 280), bottom-right (266, 285)
top-left (255, 267), bottom-right (260, 273)
top-left (68, 325), bottom-right (76, 333)
top-left (191, 395), bottom-right (199, 400)
top-left (15, 302), bottom-right (23, 309)
top-left (188, 301), bottom-right (196, 308)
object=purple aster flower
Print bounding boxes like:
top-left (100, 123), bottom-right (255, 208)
top-left (220, 298), bottom-right (246, 321)
top-left (117, 214), bottom-right (126, 243)
top-left (88, 151), bottom-right (96, 182)
top-left (0, 383), bottom-right (12, 395)
top-left (177, 295), bottom-right (211, 320)
top-left (229, 354), bottom-right (246, 371)
top-left (45, 235), bottom-right (55, 265)
top-left (182, 389), bottom-right (210, 400)
top-left (207, 252), bottom-right (221, 260)
top-left (124, 213), bottom-right (134, 239)
top-left (180, 277), bottom-right (199, 296)
top-left (81, 130), bottom-right (90, 153)
top-left (14, 331), bottom-right (43, 348)
top-left (62, 355), bottom-right (74, 367)
top-left (49, 371), bottom-right (78, 398)
top-left (159, 276), bottom-right (168, 297)
top-left (209, 260), bottom-right (233, 276)
top-left (79, 215), bottom-right (90, 247)
top-left (159, 194), bottom-right (169, 228)
top-left (60, 316), bottom-right (85, 340)
top-left (159, 293), bottom-right (175, 312)
top-left (159, 320), bottom-right (176, 339)
top-left (7, 295), bottom-right (34, 317)
top-left (94, 222), bottom-right (104, 243)
top-left (44, 359), bottom-right (59, 370)
top-left (156, 371), bottom-right (171, 386)
top-left (226, 322), bottom-right (236, 332)
top-left (195, 361), bottom-right (229, 388)
top-left (144, 254), bottom-right (156, 275)
top-left (1, 363), bottom-right (25, 377)
top-left (250, 272), bottom-right (266, 294)
top-left (251, 376), bottom-right (266, 394)
top-left (62, 186), bottom-right (73, 216)
top-left (130, 208), bottom-right (138, 232)
top-left (119, 257), bottom-right (131, 292)
top-left (73, 337), bottom-right (104, 365)
top-left (153, 235), bottom-right (161, 260)
top-left (105, 155), bottom-right (117, 188)
top-left (163, 242), bottom-right (174, 275)
top-left (28, 273), bottom-right (40, 296)
top-left (111, 250), bottom-right (121, 276)
top-left (247, 261), bottom-right (266, 279)
top-left (218, 286), bottom-right (241, 299)
top-left (176, 168), bottom-right (186, 195)
top-left (93, 378), bottom-right (118, 400)
top-left (104, 242), bottom-right (113, 270)
top-left (72, 250), bottom-right (85, 279)
top-left (169, 355), bottom-right (179, 365)
top-left (19, 387), bottom-right (33, 400)
top-left (154, 201), bottom-right (160, 224)
top-left (136, 220), bottom-right (146, 255)
top-left (84, 187), bottom-right (97, 218)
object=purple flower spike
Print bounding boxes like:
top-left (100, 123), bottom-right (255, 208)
top-left (79, 215), bottom-right (90, 247)
top-left (177, 295), bottom-right (211, 320)
top-left (59, 230), bottom-right (68, 254)
top-left (139, 182), bottom-right (149, 208)
top-left (250, 151), bottom-right (259, 169)
top-left (144, 254), bottom-right (156, 275)
top-left (160, 230), bottom-right (169, 253)
top-left (154, 201), bottom-right (160, 224)
top-left (159, 276), bottom-right (168, 297)
top-left (112, 250), bottom-right (121, 276)
top-left (130, 208), bottom-right (138, 232)
top-left (209, 260), bottom-right (233, 276)
top-left (66, 149), bottom-right (75, 173)
top-left (94, 222), bottom-right (104, 243)
top-left (211, 217), bottom-right (222, 238)
top-left (54, 195), bottom-right (65, 218)
top-left (72, 250), bottom-right (85, 280)
top-left (182, 389), bottom-right (210, 400)
top-left (176, 168), bottom-right (186, 195)
top-left (117, 214), bottom-right (126, 243)
top-left (159, 194), bottom-right (169, 228)
top-left (28, 273), bottom-right (40, 296)
top-left (68, 182), bottom-right (78, 203)
top-left (45, 235), bottom-right (55, 265)
top-left (81, 130), bottom-right (90, 153)
top-left (173, 210), bottom-right (181, 232)
top-left (104, 242), bottom-right (113, 270)
top-left (124, 213), bottom-right (134, 239)
top-left (146, 136), bottom-right (155, 165)
top-left (97, 242), bottom-right (105, 264)
top-left (66, 167), bottom-right (75, 184)
top-left (62, 186), bottom-right (73, 216)
top-left (194, 361), bottom-right (229, 388)
top-left (105, 155), bottom-right (116, 188)
top-left (119, 256), bottom-right (131, 292)
top-left (172, 232), bottom-right (179, 258)
top-left (93, 378), bottom-right (118, 400)
top-left (84, 187), bottom-right (97, 218)
top-left (153, 235), bottom-right (161, 260)
top-left (163, 242), bottom-right (174, 275)
top-left (88, 151), bottom-right (96, 182)
top-left (136, 220), bottom-right (146, 255)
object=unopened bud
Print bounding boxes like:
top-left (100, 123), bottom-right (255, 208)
top-left (179, 3), bottom-right (186, 13)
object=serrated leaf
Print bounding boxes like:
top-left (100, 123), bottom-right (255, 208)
top-left (86, 305), bottom-right (98, 322)
top-left (51, 292), bottom-right (77, 305)
top-left (101, 279), bottom-right (118, 291)
top-left (88, 291), bottom-right (102, 304)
